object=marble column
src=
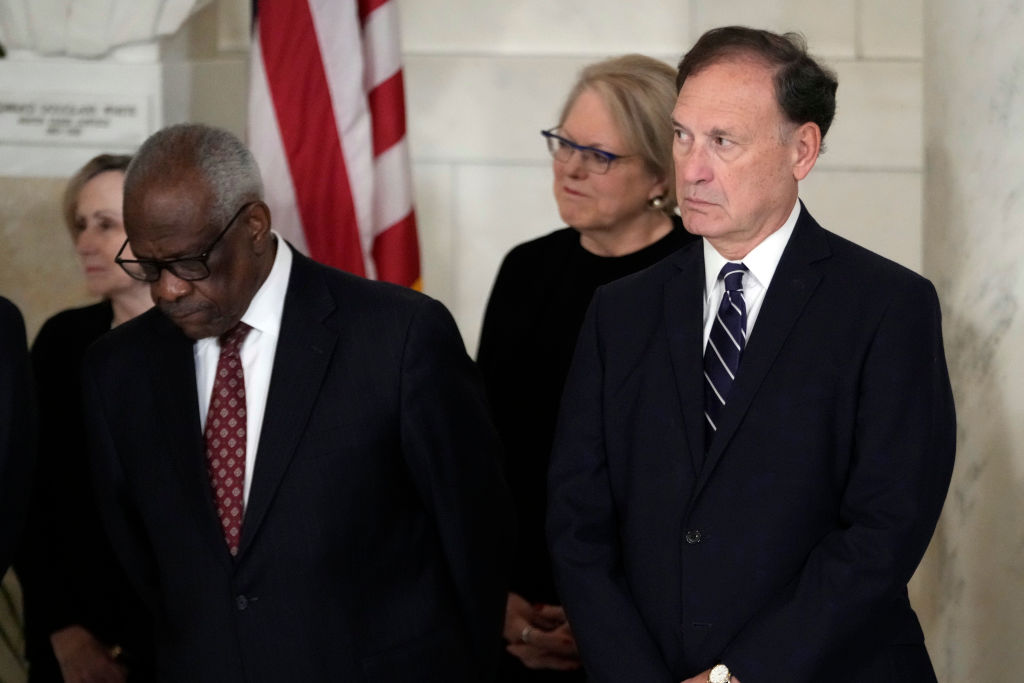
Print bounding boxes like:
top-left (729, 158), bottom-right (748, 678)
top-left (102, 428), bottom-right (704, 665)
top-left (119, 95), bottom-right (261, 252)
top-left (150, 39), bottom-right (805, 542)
top-left (918, 1), bottom-right (1024, 679)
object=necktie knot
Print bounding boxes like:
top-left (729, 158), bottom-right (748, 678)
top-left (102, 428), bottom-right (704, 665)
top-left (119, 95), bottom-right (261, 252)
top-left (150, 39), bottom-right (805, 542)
top-left (719, 262), bottom-right (747, 294)
top-left (704, 261), bottom-right (749, 451)
top-left (219, 322), bottom-right (251, 354)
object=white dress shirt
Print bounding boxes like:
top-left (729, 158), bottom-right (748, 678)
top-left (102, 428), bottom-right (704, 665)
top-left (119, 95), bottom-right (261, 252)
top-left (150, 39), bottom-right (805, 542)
top-left (195, 233), bottom-right (292, 507)
top-left (702, 199), bottom-right (801, 349)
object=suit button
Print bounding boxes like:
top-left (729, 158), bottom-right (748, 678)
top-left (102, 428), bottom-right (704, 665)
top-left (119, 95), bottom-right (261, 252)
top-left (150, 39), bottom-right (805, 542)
top-left (235, 595), bottom-right (249, 611)
top-left (685, 529), bottom-right (703, 544)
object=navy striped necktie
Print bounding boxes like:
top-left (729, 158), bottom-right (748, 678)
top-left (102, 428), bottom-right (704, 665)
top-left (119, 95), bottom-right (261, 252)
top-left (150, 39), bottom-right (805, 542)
top-left (704, 262), bottom-right (748, 450)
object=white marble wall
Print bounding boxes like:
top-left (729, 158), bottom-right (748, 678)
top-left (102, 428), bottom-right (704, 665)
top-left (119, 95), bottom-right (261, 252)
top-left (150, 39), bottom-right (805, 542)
top-left (398, 0), bottom-right (926, 351)
top-left (919, 1), bottom-right (1024, 679)
top-left (0, 45), bottom-right (164, 177)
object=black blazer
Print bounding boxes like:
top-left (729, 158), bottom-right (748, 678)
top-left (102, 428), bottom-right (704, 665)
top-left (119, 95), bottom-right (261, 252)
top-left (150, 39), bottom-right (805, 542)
top-left (19, 301), bottom-right (155, 681)
top-left (84, 249), bottom-right (513, 682)
top-left (547, 208), bottom-right (955, 683)
top-left (0, 296), bottom-right (33, 575)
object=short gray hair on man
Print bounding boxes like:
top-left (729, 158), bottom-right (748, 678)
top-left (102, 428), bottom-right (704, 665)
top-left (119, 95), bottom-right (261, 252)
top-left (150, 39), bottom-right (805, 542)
top-left (125, 123), bottom-right (264, 229)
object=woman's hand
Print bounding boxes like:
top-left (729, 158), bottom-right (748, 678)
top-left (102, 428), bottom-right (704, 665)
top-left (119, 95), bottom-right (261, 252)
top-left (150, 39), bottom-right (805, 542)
top-left (503, 592), bottom-right (582, 671)
top-left (50, 625), bottom-right (127, 683)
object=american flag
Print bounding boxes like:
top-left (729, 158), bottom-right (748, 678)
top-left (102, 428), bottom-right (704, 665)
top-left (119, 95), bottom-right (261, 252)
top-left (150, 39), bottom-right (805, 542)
top-left (248, 0), bottom-right (421, 289)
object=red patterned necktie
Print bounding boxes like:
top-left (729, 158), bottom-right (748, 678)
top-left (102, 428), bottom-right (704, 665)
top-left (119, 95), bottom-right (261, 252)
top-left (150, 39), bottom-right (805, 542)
top-left (205, 321), bottom-right (252, 556)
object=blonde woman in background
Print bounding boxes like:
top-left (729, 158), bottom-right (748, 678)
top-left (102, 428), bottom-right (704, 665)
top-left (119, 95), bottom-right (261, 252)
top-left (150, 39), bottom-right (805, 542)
top-left (477, 55), bottom-right (698, 682)
top-left (17, 154), bottom-right (155, 683)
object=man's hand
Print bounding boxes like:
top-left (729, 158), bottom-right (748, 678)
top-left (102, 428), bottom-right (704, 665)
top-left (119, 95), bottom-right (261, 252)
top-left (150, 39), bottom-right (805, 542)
top-left (51, 625), bottom-right (127, 683)
top-left (681, 671), bottom-right (711, 683)
top-left (503, 592), bottom-right (581, 671)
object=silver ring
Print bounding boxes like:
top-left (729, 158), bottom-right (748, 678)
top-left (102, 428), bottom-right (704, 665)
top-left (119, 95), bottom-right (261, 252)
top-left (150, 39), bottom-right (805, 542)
top-left (520, 625), bottom-right (533, 643)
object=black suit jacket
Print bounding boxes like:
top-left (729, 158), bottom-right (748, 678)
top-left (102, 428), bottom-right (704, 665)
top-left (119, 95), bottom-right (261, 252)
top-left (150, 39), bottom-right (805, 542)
top-left (547, 208), bottom-right (955, 683)
top-left (1, 296), bottom-right (34, 575)
top-left (84, 250), bottom-right (513, 682)
top-left (18, 301), bottom-right (155, 682)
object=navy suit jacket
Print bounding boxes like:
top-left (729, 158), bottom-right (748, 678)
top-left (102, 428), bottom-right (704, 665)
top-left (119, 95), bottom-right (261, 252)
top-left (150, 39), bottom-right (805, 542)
top-left (547, 208), bottom-right (955, 683)
top-left (1, 296), bottom-right (34, 575)
top-left (84, 249), bottom-right (513, 682)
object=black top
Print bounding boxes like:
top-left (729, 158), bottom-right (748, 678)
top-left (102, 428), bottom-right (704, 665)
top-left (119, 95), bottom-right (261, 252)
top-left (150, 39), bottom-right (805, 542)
top-left (477, 217), bottom-right (697, 605)
top-left (17, 300), bottom-right (155, 682)
top-left (0, 296), bottom-right (33, 577)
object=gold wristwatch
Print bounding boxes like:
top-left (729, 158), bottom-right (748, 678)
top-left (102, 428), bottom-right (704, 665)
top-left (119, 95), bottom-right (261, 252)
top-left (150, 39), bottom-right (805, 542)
top-left (708, 663), bottom-right (732, 683)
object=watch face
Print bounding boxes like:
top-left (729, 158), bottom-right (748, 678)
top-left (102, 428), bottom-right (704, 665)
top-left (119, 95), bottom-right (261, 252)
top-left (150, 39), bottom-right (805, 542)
top-left (709, 663), bottom-right (731, 683)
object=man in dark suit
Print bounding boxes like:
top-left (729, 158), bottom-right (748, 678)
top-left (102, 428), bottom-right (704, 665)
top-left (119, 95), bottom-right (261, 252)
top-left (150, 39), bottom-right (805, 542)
top-left (1, 296), bottom-right (33, 575)
top-left (83, 124), bottom-right (512, 682)
top-left (547, 27), bottom-right (955, 683)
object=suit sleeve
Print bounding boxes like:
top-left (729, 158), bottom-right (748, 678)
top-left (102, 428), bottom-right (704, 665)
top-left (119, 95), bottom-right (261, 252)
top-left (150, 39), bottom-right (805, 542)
top-left (18, 315), bottom-right (89, 648)
top-left (723, 277), bottom-right (956, 680)
top-left (0, 298), bottom-right (34, 575)
top-left (398, 297), bottom-right (514, 679)
top-left (82, 352), bottom-right (161, 612)
top-left (547, 292), bottom-right (677, 683)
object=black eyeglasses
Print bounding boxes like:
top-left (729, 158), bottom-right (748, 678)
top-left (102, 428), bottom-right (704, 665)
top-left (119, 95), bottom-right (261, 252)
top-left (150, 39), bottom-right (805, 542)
top-left (115, 202), bottom-right (257, 283)
top-left (541, 128), bottom-right (632, 175)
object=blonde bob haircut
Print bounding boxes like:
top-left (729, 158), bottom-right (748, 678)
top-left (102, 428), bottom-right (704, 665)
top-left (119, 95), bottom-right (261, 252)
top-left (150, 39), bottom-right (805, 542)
top-left (557, 54), bottom-right (678, 214)
top-left (62, 153), bottom-right (132, 237)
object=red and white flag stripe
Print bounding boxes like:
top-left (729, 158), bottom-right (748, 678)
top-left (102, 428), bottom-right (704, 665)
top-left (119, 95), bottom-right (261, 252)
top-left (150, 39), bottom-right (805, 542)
top-left (248, 0), bottom-right (421, 288)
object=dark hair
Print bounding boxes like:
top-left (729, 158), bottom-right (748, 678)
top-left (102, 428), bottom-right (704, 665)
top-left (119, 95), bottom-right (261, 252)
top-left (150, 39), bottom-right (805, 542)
top-left (676, 26), bottom-right (838, 143)
top-left (63, 153), bottom-right (132, 236)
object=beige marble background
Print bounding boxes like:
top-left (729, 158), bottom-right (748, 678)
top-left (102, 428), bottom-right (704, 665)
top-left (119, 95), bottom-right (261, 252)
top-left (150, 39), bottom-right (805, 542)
top-left (0, 177), bottom-right (91, 337)
top-left (918, 0), bottom-right (1024, 677)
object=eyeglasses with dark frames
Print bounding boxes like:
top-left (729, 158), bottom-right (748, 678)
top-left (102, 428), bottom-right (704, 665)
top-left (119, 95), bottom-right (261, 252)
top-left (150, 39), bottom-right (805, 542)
top-left (541, 128), bottom-right (633, 175)
top-left (115, 201), bottom-right (258, 283)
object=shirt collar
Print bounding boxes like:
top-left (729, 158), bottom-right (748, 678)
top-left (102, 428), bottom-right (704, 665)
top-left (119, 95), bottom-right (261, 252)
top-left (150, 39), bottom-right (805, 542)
top-left (239, 231), bottom-right (291, 339)
top-left (702, 198), bottom-right (801, 296)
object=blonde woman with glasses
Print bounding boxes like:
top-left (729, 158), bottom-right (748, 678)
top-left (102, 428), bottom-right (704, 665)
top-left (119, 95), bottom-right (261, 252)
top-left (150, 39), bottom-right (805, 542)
top-left (477, 55), bottom-right (698, 682)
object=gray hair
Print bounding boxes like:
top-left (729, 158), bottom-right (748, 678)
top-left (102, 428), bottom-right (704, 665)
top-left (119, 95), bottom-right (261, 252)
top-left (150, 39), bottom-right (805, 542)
top-left (557, 54), bottom-right (679, 215)
top-left (125, 123), bottom-right (264, 228)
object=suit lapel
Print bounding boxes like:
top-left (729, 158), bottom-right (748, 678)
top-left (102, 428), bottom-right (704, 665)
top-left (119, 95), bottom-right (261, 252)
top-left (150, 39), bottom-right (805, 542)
top-left (663, 245), bottom-right (707, 478)
top-left (695, 208), bottom-right (830, 493)
top-left (143, 313), bottom-right (234, 565)
top-left (238, 252), bottom-right (337, 557)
